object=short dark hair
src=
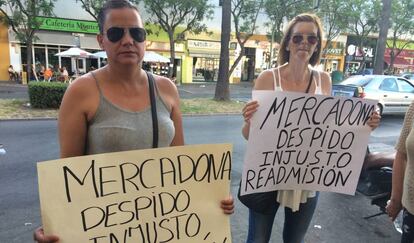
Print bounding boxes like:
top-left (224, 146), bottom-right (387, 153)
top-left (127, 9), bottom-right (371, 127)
top-left (278, 13), bottom-right (324, 67)
top-left (97, 0), bottom-right (139, 33)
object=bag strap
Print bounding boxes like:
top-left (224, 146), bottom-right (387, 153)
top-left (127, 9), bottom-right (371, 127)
top-left (305, 70), bottom-right (313, 93)
top-left (146, 71), bottom-right (158, 148)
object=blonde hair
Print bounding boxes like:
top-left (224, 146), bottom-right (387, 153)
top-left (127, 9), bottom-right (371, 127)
top-left (277, 13), bottom-right (324, 66)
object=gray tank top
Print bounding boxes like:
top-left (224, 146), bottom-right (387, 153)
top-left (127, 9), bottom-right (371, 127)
top-left (86, 74), bottom-right (175, 155)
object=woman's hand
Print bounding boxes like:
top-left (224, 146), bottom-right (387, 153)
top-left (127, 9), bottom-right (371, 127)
top-left (33, 227), bottom-right (59, 243)
top-left (367, 110), bottom-right (381, 130)
top-left (386, 198), bottom-right (403, 221)
top-left (242, 100), bottom-right (259, 124)
top-left (220, 196), bottom-right (234, 215)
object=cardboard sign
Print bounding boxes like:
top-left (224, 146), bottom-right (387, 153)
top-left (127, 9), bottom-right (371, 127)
top-left (240, 91), bottom-right (378, 196)
top-left (37, 144), bottom-right (232, 243)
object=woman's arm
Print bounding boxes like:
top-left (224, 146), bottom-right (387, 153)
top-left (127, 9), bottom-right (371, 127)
top-left (58, 78), bottom-right (96, 157)
top-left (320, 71), bottom-right (332, 95)
top-left (169, 87), bottom-right (184, 146)
top-left (155, 76), bottom-right (184, 146)
top-left (387, 151), bottom-right (406, 221)
top-left (242, 70), bottom-right (274, 140)
top-left (34, 77), bottom-right (96, 243)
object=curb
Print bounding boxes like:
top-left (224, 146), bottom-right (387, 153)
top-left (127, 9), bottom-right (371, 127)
top-left (0, 113), bottom-right (242, 121)
top-left (0, 117), bottom-right (57, 121)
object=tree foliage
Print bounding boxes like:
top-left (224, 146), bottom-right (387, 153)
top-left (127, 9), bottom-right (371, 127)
top-left (263, 0), bottom-right (310, 68)
top-left (141, 0), bottom-right (214, 78)
top-left (344, 0), bottom-right (381, 72)
top-left (386, 0), bottom-right (414, 72)
top-left (316, 0), bottom-right (349, 66)
top-left (75, 0), bottom-right (105, 20)
top-left (228, 0), bottom-right (263, 76)
top-left (0, 0), bottom-right (56, 82)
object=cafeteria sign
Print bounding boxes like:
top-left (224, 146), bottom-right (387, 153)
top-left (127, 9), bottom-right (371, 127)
top-left (36, 17), bottom-right (99, 34)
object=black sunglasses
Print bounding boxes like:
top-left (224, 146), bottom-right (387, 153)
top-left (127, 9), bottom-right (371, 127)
top-left (105, 27), bottom-right (146, 43)
top-left (291, 34), bottom-right (318, 45)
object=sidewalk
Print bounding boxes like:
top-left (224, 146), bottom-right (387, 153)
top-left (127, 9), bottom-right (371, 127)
top-left (0, 80), bottom-right (253, 101)
top-left (177, 82), bottom-right (253, 100)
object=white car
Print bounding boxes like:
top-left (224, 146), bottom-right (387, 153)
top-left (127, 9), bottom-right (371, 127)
top-left (332, 75), bottom-right (414, 115)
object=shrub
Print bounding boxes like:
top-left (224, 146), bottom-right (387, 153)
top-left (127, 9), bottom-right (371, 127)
top-left (28, 82), bottom-right (68, 108)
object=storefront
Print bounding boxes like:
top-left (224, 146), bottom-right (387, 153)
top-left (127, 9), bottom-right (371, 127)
top-left (384, 48), bottom-right (414, 73)
top-left (236, 35), bottom-right (271, 83)
top-left (8, 17), bottom-right (101, 79)
top-left (185, 39), bottom-right (221, 83)
top-left (321, 40), bottom-right (345, 72)
top-left (0, 15), bottom-right (11, 81)
top-left (344, 35), bottom-right (377, 76)
top-left (144, 40), bottom-right (185, 82)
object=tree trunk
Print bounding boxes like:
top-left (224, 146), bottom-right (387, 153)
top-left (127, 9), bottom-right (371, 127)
top-left (27, 39), bottom-right (33, 82)
top-left (214, 0), bottom-right (231, 101)
top-left (374, 0), bottom-right (391, 75)
top-left (229, 46), bottom-right (244, 76)
top-left (168, 31), bottom-right (175, 79)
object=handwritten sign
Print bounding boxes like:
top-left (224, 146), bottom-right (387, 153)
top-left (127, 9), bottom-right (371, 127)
top-left (240, 91), bottom-right (378, 196)
top-left (37, 144), bottom-right (232, 243)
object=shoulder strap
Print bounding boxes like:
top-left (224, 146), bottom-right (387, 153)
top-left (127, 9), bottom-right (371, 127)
top-left (305, 70), bottom-right (313, 93)
top-left (272, 68), bottom-right (277, 90)
top-left (146, 71), bottom-right (158, 148)
top-left (317, 70), bottom-right (322, 88)
top-left (90, 71), bottom-right (103, 95)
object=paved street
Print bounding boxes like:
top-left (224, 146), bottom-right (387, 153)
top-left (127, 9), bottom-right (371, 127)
top-left (0, 81), bottom-right (254, 101)
top-left (0, 115), bottom-right (404, 242)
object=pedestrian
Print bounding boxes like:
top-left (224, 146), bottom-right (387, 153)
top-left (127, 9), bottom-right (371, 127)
top-left (43, 66), bottom-right (53, 81)
top-left (8, 65), bottom-right (19, 82)
top-left (386, 100), bottom-right (414, 243)
top-left (241, 13), bottom-right (381, 243)
top-left (33, 1), bottom-right (234, 242)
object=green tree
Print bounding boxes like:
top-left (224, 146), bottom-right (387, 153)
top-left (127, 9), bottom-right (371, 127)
top-left (317, 0), bottom-right (349, 70)
top-left (215, 0), bottom-right (264, 101)
top-left (75, 0), bottom-right (104, 20)
top-left (75, 0), bottom-right (140, 20)
top-left (228, 0), bottom-right (263, 76)
top-left (344, 0), bottom-right (381, 73)
top-left (263, 0), bottom-right (310, 68)
top-left (385, 0), bottom-right (414, 73)
top-left (141, 0), bottom-right (214, 78)
top-left (0, 0), bottom-right (56, 82)
top-left (214, 0), bottom-right (231, 101)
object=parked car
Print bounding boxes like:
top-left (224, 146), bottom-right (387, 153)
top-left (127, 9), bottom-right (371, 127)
top-left (332, 75), bottom-right (414, 115)
top-left (401, 73), bottom-right (414, 83)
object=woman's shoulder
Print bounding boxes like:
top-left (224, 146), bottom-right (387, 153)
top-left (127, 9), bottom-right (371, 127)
top-left (64, 73), bottom-right (98, 99)
top-left (153, 74), bottom-right (178, 96)
top-left (254, 69), bottom-right (276, 90)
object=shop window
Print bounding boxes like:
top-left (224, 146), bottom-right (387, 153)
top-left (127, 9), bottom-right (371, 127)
top-left (147, 62), bottom-right (170, 77)
top-left (192, 57), bottom-right (219, 82)
top-left (47, 48), bottom-right (59, 71)
top-left (21, 46), bottom-right (27, 66)
top-left (34, 47), bottom-right (46, 68)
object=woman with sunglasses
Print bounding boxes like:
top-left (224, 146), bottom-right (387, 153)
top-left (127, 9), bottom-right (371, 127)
top-left (34, 0), bottom-right (234, 242)
top-left (241, 13), bottom-right (380, 243)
